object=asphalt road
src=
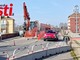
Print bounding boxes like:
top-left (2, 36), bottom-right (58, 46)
top-left (43, 52), bottom-right (73, 60)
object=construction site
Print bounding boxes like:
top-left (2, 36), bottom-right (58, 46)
top-left (0, 1), bottom-right (80, 60)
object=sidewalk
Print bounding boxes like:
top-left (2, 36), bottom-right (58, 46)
top-left (71, 40), bottom-right (80, 60)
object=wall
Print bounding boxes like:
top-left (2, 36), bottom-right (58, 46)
top-left (7, 19), bottom-right (14, 33)
top-left (15, 46), bottom-right (71, 60)
top-left (0, 16), bottom-right (14, 34)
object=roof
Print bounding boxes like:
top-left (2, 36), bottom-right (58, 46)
top-left (0, 16), bottom-right (14, 20)
top-left (68, 13), bottom-right (80, 18)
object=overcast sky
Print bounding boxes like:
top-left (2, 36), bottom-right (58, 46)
top-left (0, 0), bottom-right (80, 26)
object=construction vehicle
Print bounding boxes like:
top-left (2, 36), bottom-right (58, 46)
top-left (23, 2), bottom-right (30, 31)
top-left (23, 2), bottom-right (37, 37)
top-left (23, 2), bottom-right (52, 39)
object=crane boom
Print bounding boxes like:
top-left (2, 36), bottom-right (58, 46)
top-left (23, 2), bottom-right (30, 31)
top-left (23, 2), bottom-right (37, 37)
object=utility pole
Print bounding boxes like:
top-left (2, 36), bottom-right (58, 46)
top-left (74, 5), bottom-right (79, 33)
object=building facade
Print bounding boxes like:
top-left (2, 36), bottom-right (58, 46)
top-left (68, 5), bottom-right (80, 33)
top-left (0, 16), bottom-right (14, 34)
top-left (68, 13), bottom-right (80, 33)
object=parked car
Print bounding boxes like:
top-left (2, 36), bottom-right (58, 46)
top-left (43, 30), bottom-right (58, 41)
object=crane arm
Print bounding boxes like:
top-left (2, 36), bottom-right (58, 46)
top-left (23, 2), bottom-right (30, 31)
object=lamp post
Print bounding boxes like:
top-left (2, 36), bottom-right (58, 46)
top-left (76, 7), bottom-right (78, 33)
top-left (74, 5), bottom-right (79, 33)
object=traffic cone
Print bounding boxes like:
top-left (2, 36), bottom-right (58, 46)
top-left (13, 40), bottom-right (16, 46)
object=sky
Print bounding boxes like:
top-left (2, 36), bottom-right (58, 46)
top-left (0, 0), bottom-right (80, 26)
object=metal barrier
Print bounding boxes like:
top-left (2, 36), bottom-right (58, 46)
top-left (31, 45), bottom-right (36, 53)
top-left (3, 51), bottom-right (10, 60)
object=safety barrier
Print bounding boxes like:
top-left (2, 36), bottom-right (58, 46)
top-left (2, 42), bottom-right (71, 60)
top-left (3, 51), bottom-right (10, 60)
top-left (15, 46), bottom-right (71, 60)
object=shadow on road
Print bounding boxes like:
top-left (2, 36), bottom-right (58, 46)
top-left (45, 39), bottom-right (64, 42)
top-left (0, 55), bottom-right (6, 60)
top-left (0, 45), bottom-right (12, 48)
top-left (42, 52), bottom-right (73, 60)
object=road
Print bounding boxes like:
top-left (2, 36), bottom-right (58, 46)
top-left (0, 36), bottom-right (72, 60)
top-left (43, 52), bottom-right (73, 60)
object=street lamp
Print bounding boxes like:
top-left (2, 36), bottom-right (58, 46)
top-left (74, 5), bottom-right (79, 33)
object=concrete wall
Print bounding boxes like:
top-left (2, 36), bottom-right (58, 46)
top-left (0, 16), bottom-right (14, 34)
top-left (7, 19), bottom-right (14, 33)
top-left (15, 46), bottom-right (71, 60)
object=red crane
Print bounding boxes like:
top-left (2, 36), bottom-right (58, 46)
top-left (23, 2), bottom-right (30, 31)
top-left (23, 2), bottom-right (38, 37)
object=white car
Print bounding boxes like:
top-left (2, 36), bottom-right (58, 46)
top-left (57, 32), bottom-right (63, 40)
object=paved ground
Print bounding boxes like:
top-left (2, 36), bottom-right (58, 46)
top-left (71, 40), bottom-right (80, 60)
top-left (0, 37), bottom-right (38, 59)
top-left (0, 36), bottom-right (72, 60)
top-left (0, 37), bottom-right (56, 57)
top-left (43, 52), bottom-right (73, 60)
top-left (67, 31), bottom-right (80, 60)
